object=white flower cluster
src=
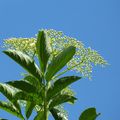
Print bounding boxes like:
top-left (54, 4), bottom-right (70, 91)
top-left (45, 29), bottom-right (108, 79)
top-left (4, 29), bottom-right (108, 79)
top-left (4, 38), bottom-right (36, 57)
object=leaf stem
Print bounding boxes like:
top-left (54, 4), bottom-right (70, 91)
top-left (43, 78), bottom-right (48, 120)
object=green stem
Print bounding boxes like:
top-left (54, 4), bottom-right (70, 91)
top-left (43, 79), bottom-right (48, 120)
top-left (44, 88), bottom-right (47, 120)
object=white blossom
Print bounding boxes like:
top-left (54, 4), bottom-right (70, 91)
top-left (3, 29), bottom-right (108, 79)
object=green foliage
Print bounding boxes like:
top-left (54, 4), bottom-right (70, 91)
top-left (36, 31), bottom-right (51, 73)
top-left (0, 29), bottom-right (106, 119)
top-left (13, 91), bottom-right (42, 105)
top-left (0, 101), bottom-right (24, 120)
top-left (47, 76), bottom-right (81, 100)
top-left (25, 101), bottom-right (35, 119)
top-left (45, 46), bottom-right (76, 81)
top-left (4, 29), bottom-right (108, 79)
top-left (0, 83), bottom-right (15, 101)
top-left (6, 80), bottom-right (37, 93)
top-left (0, 83), bottom-right (21, 113)
top-left (34, 111), bottom-right (44, 120)
top-left (3, 50), bottom-right (42, 81)
top-left (23, 75), bottom-right (41, 89)
top-left (79, 108), bottom-right (100, 120)
top-left (49, 94), bottom-right (77, 109)
top-left (50, 108), bottom-right (67, 120)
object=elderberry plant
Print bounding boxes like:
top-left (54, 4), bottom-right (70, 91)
top-left (4, 29), bottom-right (107, 79)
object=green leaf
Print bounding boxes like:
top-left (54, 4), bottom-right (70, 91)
top-left (0, 83), bottom-right (14, 101)
top-left (47, 76), bottom-right (81, 100)
top-left (49, 94), bottom-right (77, 109)
top-left (12, 101), bottom-right (22, 114)
top-left (50, 108), bottom-right (67, 120)
top-left (45, 46), bottom-right (76, 81)
top-left (25, 101), bottom-right (35, 119)
top-left (24, 75), bottom-right (41, 89)
top-left (0, 101), bottom-right (24, 120)
top-left (3, 50), bottom-right (42, 81)
top-left (0, 83), bottom-right (22, 113)
top-left (6, 80), bottom-right (37, 93)
top-left (24, 75), bottom-right (44, 98)
top-left (34, 111), bottom-right (44, 120)
top-left (79, 108), bottom-right (100, 120)
top-left (36, 31), bottom-right (51, 73)
top-left (14, 91), bottom-right (42, 105)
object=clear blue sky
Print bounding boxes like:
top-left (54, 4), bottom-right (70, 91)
top-left (0, 0), bottom-right (120, 120)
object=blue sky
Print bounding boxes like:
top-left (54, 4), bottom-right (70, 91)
top-left (0, 0), bottom-right (120, 120)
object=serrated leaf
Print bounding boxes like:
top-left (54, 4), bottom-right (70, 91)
top-left (45, 46), bottom-right (76, 81)
top-left (3, 50), bottom-right (42, 81)
top-left (0, 83), bottom-right (21, 113)
top-left (25, 101), bottom-right (35, 119)
top-left (36, 31), bottom-right (51, 73)
top-left (47, 76), bottom-right (81, 100)
top-left (6, 80), bottom-right (37, 93)
top-left (23, 75), bottom-right (44, 97)
top-left (14, 91), bottom-right (42, 105)
top-left (0, 101), bottom-right (24, 120)
top-left (79, 108), bottom-right (100, 120)
top-left (0, 83), bottom-right (14, 101)
top-left (49, 94), bottom-right (77, 109)
top-left (24, 75), bottom-right (41, 89)
top-left (50, 108), bottom-right (67, 120)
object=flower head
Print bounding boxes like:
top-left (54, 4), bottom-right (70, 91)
top-left (3, 29), bottom-right (108, 79)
